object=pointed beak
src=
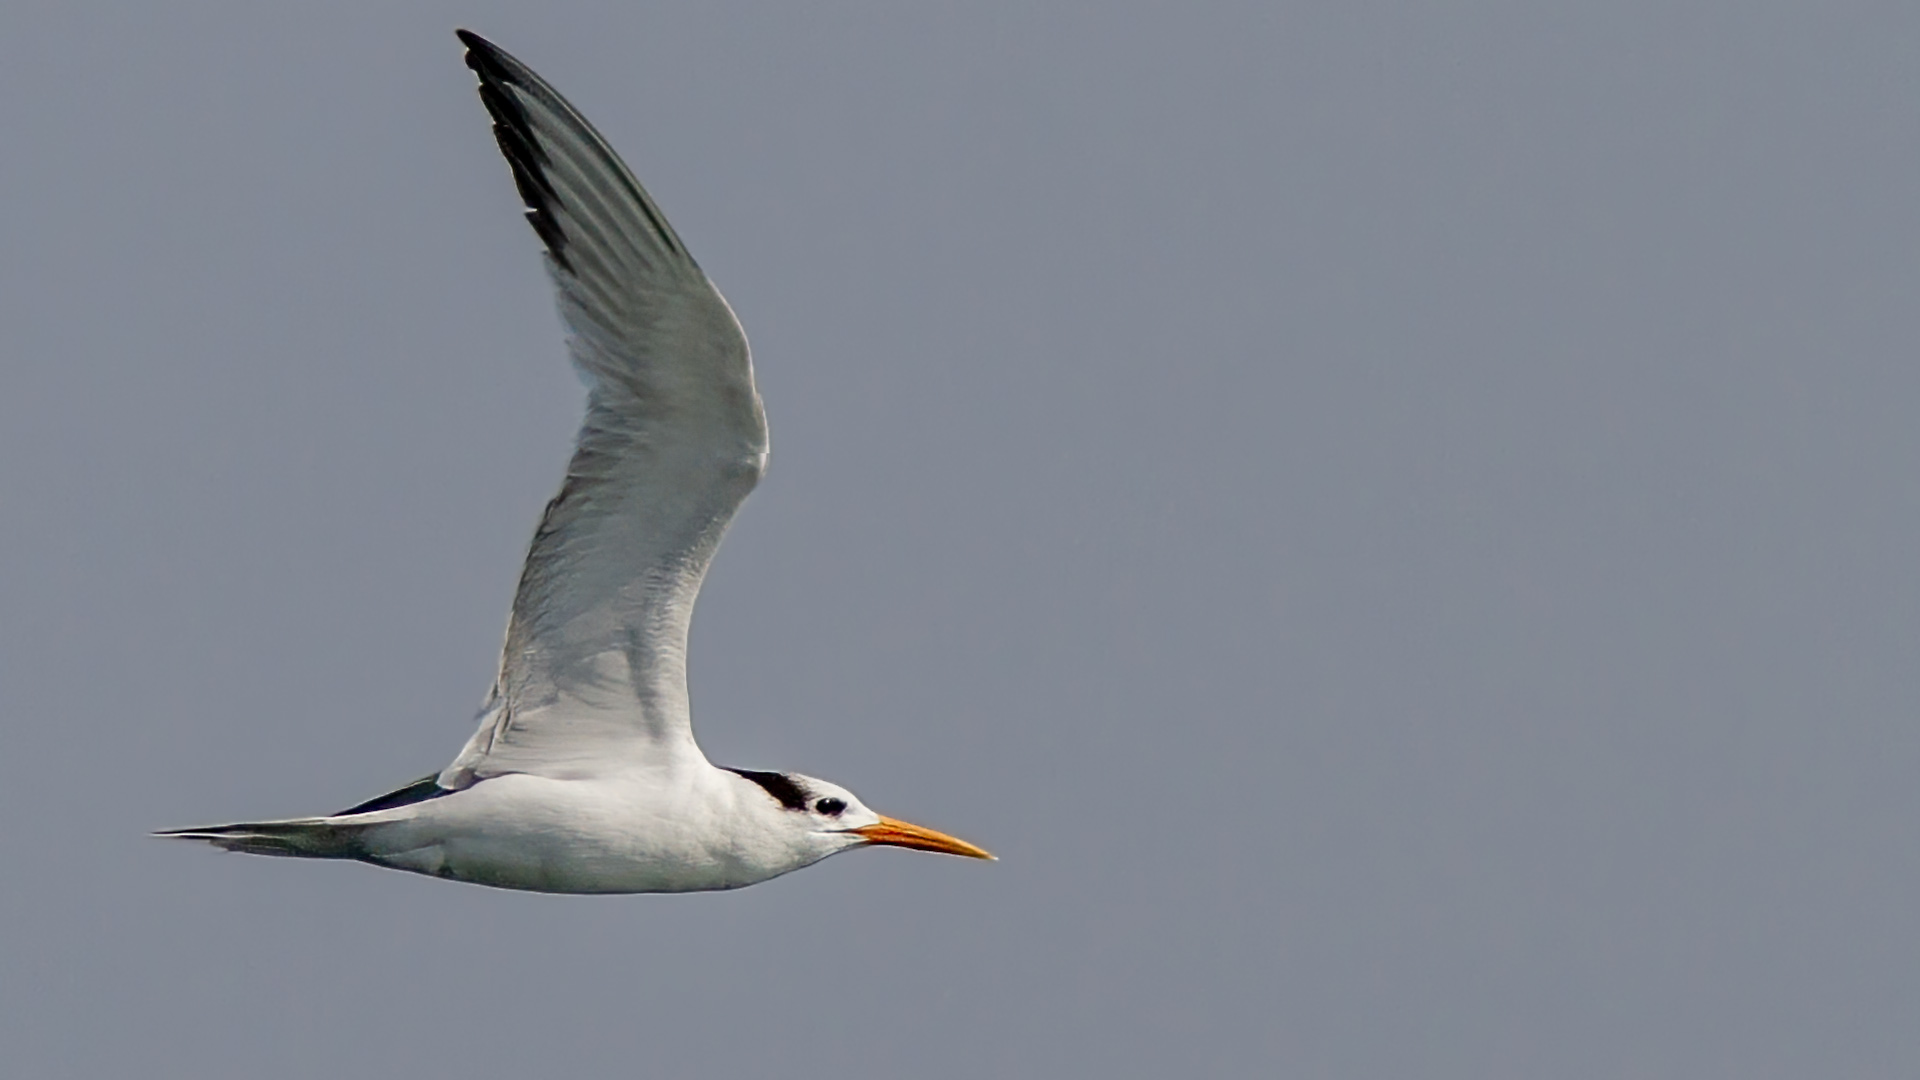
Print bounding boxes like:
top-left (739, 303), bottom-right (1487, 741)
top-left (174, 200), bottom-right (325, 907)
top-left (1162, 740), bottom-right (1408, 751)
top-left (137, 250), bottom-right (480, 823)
top-left (853, 815), bottom-right (995, 860)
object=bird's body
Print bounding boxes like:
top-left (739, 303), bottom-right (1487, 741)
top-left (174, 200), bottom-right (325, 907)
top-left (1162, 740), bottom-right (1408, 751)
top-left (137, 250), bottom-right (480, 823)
top-left (157, 31), bottom-right (991, 893)
top-left (313, 769), bottom-right (833, 894)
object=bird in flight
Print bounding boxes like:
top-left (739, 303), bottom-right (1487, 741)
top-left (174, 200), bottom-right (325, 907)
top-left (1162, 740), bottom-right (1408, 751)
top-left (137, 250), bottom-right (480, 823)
top-left (157, 30), bottom-right (992, 893)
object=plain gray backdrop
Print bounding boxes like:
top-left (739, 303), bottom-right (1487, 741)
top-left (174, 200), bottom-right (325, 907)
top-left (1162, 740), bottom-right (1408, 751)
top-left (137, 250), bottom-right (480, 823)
top-left (3, 3), bottom-right (1917, 1076)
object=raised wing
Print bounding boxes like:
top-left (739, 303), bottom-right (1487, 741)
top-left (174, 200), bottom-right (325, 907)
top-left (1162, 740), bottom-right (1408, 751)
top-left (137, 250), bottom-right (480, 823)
top-left (441, 31), bottom-right (767, 786)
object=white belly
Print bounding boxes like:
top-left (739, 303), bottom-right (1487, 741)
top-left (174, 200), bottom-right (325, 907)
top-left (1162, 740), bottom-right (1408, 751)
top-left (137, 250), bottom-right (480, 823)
top-left (352, 772), bottom-right (811, 894)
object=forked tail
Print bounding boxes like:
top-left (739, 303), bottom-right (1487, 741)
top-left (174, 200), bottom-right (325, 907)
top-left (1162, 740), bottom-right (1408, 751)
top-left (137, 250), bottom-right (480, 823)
top-left (153, 818), bottom-right (367, 860)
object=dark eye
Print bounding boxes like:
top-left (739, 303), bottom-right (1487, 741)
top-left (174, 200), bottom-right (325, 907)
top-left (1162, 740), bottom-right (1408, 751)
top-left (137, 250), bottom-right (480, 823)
top-left (815, 798), bottom-right (847, 817)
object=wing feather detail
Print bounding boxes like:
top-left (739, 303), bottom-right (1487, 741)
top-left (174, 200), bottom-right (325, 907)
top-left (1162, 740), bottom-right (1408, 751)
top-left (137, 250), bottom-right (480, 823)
top-left (443, 31), bottom-right (767, 785)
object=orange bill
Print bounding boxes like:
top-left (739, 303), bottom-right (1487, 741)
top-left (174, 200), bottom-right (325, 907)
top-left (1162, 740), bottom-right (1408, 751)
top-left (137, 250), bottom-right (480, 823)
top-left (853, 816), bottom-right (995, 860)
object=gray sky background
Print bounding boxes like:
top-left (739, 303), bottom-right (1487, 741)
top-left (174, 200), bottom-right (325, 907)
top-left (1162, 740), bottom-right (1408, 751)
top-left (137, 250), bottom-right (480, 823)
top-left (3, 3), bottom-right (1918, 1076)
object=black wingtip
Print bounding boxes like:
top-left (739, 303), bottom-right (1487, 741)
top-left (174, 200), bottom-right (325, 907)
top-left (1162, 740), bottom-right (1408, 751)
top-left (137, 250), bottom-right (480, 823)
top-left (455, 29), bottom-right (491, 72)
top-left (454, 30), bottom-right (578, 274)
top-left (457, 29), bottom-right (515, 84)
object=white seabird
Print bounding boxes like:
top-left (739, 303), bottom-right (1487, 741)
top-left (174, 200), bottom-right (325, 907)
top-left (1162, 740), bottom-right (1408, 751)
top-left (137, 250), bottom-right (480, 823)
top-left (156, 30), bottom-right (992, 893)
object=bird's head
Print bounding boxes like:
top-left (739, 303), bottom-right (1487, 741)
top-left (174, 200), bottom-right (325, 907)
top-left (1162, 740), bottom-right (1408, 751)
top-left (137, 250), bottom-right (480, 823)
top-left (726, 768), bottom-right (994, 864)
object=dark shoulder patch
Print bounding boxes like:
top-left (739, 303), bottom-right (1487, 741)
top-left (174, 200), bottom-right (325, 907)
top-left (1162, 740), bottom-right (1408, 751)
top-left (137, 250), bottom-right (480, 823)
top-left (724, 768), bottom-right (809, 811)
top-left (334, 775), bottom-right (451, 817)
